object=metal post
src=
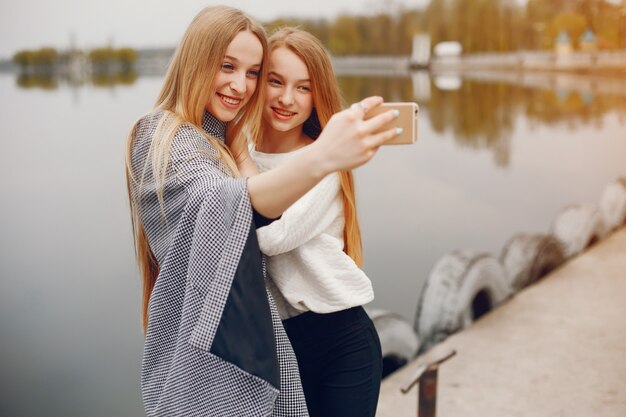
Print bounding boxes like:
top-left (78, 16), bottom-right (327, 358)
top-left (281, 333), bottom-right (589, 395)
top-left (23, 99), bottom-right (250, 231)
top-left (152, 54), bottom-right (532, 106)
top-left (401, 349), bottom-right (456, 417)
top-left (418, 367), bottom-right (438, 417)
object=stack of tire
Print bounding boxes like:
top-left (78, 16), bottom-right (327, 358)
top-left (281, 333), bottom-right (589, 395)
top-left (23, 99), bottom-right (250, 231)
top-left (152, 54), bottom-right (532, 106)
top-left (366, 309), bottom-right (420, 378)
top-left (413, 178), bottom-right (626, 351)
top-left (368, 179), bottom-right (626, 374)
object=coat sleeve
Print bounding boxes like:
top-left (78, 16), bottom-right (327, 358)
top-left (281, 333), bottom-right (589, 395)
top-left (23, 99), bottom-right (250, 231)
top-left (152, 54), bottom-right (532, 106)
top-left (140, 122), bottom-right (296, 416)
top-left (255, 172), bottom-right (343, 256)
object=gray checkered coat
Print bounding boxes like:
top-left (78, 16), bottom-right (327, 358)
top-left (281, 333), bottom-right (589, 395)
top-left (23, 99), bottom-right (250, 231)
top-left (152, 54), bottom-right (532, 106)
top-left (129, 110), bottom-right (308, 417)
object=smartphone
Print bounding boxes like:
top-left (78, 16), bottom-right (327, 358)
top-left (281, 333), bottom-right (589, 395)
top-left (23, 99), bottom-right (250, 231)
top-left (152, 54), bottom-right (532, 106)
top-left (365, 102), bottom-right (419, 145)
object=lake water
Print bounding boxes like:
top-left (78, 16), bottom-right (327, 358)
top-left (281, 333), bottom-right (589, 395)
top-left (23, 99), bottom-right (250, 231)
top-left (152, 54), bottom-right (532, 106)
top-left (0, 71), bottom-right (625, 416)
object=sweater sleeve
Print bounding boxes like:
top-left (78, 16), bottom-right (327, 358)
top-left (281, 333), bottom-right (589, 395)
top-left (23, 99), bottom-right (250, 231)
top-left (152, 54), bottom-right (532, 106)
top-left (256, 172), bottom-right (342, 256)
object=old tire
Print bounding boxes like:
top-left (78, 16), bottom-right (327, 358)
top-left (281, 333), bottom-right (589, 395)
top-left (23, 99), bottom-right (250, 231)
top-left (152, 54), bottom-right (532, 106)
top-left (415, 251), bottom-right (511, 351)
top-left (367, 309), bottom-right (420, 378)
top-left (599, 179), bottom-right (626, 233)
top-left (552, 205), bottom-right (607, 258)
top-left (500, 233), bottom-right (566, 292)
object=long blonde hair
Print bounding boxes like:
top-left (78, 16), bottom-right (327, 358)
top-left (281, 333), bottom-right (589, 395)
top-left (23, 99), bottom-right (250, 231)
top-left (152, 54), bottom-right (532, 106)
top-left (125, 6), bottom-right (268, 330)
top-left (267, 27), bottom-right (363, 266)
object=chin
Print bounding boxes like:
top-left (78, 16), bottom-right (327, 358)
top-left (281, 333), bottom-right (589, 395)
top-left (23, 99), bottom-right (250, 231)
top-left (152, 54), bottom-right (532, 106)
top-left (209, 103), bottom-right (237, 122)
top-left (272, 121), bottom-right (293, 132)
top-left (218, 111), bottom-right (237, 122)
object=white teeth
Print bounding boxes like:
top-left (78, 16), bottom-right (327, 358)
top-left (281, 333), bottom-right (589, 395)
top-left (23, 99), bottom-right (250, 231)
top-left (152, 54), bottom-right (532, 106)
top-left (274, 108), bottom-right (295, 117)
top-left (220, 95), bottom-right (241, 105)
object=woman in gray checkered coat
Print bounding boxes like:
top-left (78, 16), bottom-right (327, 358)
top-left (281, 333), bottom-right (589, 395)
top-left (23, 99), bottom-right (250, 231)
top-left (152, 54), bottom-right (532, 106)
top-left (125, 6), bottom-right (401, 417)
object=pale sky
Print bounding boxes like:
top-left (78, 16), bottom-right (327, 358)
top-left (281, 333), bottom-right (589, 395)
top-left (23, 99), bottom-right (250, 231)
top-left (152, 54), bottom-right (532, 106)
top-left (0, 0), bottom-right (429, 58)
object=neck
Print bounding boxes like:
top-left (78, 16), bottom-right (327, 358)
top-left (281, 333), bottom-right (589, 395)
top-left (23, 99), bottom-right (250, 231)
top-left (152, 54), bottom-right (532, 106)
top-left (260, 125), bottom-right (312, 154)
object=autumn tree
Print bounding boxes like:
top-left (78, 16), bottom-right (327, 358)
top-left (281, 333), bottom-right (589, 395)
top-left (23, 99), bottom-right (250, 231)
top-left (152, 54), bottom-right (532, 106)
top-left (329, 15), bottom-right (363, 55)
top-left (548, 12), bottom-right (588, 49)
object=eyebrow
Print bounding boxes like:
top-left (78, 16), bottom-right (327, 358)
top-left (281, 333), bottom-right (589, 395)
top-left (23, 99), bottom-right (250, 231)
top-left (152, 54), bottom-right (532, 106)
top-left (224, 55), bottom-right (261, 68)
top-left (268, 71), bottom-right (310, 83)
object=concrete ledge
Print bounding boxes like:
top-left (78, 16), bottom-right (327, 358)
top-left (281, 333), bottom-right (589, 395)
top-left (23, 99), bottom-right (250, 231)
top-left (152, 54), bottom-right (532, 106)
top-left (378, 227), bottom-right (626, 417)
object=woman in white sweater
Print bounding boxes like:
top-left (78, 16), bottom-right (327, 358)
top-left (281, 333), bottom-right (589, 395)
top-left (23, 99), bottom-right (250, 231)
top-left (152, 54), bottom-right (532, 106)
top-left (248, 28), bottom-right (385, 417)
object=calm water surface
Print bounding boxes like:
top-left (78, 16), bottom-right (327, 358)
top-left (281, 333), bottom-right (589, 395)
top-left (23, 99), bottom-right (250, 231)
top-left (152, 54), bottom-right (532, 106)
top-left (0, 72), bottom-right (625, 416)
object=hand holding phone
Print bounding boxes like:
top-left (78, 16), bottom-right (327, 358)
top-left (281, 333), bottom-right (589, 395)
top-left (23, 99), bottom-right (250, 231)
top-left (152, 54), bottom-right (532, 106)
top-left (364, 102), bottom-right (419, 145)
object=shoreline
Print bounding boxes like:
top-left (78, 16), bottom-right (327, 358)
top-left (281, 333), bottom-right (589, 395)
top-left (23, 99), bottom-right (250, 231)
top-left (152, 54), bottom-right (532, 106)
top-left (377, 226), bottom-right (626, 417)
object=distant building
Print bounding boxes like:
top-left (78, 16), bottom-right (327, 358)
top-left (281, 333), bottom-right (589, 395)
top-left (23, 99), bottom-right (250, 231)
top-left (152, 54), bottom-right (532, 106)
top-left (410, 34), bottom-right (431, 68)
top-left (555, 31), bottom-right (573, 55)
top-left (433, 41), bottom-right (463, 58)
top-left (579, 28), bottom-right (598, 52)
top-left (431, 41), bottom-right (463, 71)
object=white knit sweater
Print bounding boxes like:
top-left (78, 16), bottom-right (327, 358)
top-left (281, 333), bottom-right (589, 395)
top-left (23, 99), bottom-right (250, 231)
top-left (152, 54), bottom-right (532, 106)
top-left (251, 147), bottom-right (374, 319)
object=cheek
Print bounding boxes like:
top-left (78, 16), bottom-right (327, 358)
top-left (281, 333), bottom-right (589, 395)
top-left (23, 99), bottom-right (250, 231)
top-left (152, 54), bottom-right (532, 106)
top-left (302, 96), bottom-right (314, 115)
top-left (245, 78), bottom-right (258, 98)
top-left (265, 88), bottom-right (279, 104)
top-left (212, 72), bottom-right (227, 92)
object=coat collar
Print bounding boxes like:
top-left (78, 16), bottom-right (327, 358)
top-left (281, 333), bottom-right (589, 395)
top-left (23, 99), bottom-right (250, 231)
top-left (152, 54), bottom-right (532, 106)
top-left (202, 111), bottom-right (227, 142)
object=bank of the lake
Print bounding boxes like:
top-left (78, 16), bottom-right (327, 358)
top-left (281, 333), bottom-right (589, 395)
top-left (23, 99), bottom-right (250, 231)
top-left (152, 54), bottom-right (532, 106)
top-left (377, 226), bottom-right (626, 417)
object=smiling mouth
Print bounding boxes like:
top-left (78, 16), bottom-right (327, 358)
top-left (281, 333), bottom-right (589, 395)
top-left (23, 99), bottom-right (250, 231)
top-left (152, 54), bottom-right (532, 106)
top-left (218, 93), bottom-right (242, 107)
top-left (272, 107), bottom-right (297, 118)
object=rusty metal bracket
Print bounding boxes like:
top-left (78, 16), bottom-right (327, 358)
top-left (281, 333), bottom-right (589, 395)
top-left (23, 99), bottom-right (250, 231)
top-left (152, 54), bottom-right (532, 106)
top-left (400, 349), bottom-right (456, 417)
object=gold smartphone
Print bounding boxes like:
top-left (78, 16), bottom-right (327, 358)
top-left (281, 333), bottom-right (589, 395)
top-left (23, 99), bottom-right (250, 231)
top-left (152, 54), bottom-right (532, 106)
top-left (365, 102), bottom-right (419, 145)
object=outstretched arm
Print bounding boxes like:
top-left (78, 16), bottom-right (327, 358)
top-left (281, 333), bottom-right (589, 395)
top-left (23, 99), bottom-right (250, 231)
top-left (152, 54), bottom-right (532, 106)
top-left (246, 96), bottom-right (399, 219)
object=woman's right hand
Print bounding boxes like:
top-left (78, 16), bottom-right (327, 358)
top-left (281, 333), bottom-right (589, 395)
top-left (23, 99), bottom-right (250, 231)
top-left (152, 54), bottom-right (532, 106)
top-left (309, 96), bottom-right (400, 176)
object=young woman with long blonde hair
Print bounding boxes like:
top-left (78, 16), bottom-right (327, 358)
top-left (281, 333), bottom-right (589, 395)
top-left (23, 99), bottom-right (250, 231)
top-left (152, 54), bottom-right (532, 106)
top-left (125, 6), bottom-right (399, 417)
top-left (247, 28), bottom-right (385, 417)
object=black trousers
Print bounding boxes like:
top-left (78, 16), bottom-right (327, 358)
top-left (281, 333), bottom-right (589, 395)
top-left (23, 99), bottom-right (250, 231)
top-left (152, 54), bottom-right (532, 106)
top-left (282, 306), bottom-right (383, 417)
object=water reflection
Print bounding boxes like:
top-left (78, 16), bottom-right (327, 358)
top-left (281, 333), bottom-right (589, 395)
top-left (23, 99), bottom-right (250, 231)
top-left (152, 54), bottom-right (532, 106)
top-left (525, 88), bottom-right (626, 127)
top-left (337, 76), bottom-right (415, 103)
top-left (338, 73), bottom-right (626, 167)
top-left (91, 70), bottom-right (138, 87)
top-left (11, 68), bottom-right (626, 169)
top-left (16, 73), bottom-right (59, 90)
top-left (431, 79), bottom-right (523, 167)
top-left (13, 70), bottom-right (138, 90)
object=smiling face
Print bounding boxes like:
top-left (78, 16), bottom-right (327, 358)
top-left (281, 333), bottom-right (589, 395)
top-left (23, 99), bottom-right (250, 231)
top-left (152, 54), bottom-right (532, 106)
top-left (206, 30), bottom-right (263, 122)
top-left (263, 47), bottom-right (314, 134)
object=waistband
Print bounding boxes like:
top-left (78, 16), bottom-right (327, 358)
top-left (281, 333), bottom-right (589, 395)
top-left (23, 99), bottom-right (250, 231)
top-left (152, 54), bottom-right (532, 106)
top-left (282, 306), bottom-right (370, 338)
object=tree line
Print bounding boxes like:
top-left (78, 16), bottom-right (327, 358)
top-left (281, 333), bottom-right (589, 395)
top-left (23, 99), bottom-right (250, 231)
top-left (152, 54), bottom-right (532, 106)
top-left (12, 0), bottom-right (625, 67)
top-left (265, 0), bottom-right (626, 54)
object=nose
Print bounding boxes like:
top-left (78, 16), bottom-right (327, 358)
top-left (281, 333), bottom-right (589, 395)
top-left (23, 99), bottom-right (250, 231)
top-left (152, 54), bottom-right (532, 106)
top-left (229, 73), bottom-right (247, 95)
top-left (279, 87), bottom-right (294, 106)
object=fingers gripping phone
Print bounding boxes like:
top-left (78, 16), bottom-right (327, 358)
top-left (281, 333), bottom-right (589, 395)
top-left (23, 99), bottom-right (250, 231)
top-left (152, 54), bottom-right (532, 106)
top-left (365, 102), bottom-right (419, 145)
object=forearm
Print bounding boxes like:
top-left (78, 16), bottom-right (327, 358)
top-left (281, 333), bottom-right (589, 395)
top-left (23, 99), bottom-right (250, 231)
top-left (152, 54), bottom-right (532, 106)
top-left (257, 174), bottom-right (341, 255)
top-left (247, 145), bottom-right (330, 219)
top-left (258, 198), bottom-right (342, 255)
